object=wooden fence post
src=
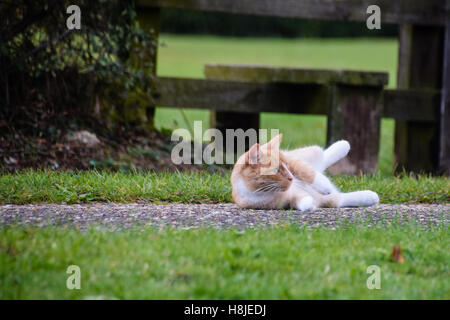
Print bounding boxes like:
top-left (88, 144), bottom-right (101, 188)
top-left (205, 65), bottom-right (260, 153)
top-left (395, 24), bottom-right (444, 174)
top-left (326, 84), bottom-right (384, 175)
top-left (209, 111), bottom-right (259, 153)
top-left (439, 1), bottom-right (450, 175)
top-left (130, 7), bottom-right (160, 130)
top-left (209, 111), bottom-right (260, 152)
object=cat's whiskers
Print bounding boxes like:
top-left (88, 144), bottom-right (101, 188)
top-left (254, 183), bottom-right (282, 193)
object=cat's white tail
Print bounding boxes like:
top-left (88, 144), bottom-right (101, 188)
top-left (323, 140), bottom-right (350, 169)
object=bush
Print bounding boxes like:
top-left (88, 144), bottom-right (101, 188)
top-left (0, 0), bottom-right (155, 139)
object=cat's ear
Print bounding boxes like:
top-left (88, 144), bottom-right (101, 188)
top-left (247, 143), bottom-right (259, 166)
top-left (268, 133), bottom-right (282, 149)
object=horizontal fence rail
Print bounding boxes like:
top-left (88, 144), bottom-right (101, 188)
top-left (204, 63), bottom-right (388, 86)
top-left (153, 77), bottom-right (329, 114)
top-left (139, 0), bottom-right (447, 26)
top-left (153, 77), bottom-right (439, 123)
top-left (383, 89), bottom-right (440, 122)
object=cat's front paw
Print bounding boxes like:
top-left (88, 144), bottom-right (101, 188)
top-left (296, 196), bottom-right (317, 212)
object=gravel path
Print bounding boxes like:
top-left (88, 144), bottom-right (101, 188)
top-left (0, 203), bottom-right (448, 230)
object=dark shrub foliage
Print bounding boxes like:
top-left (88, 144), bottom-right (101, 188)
top-left (0, 0), bottom-right (155, 138)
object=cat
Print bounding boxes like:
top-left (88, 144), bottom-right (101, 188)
top-left (231, 134), bottom-right (379, 211)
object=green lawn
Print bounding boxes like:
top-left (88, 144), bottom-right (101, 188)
top-left (1, 224), bottom-right (448, 299)
top-left (155, 35), bottom-right (398, 175)
top-left (0, 170), bottom-right (448, 204)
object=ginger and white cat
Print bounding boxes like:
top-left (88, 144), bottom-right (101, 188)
top-left (231, 134), bottom-right (379, 211)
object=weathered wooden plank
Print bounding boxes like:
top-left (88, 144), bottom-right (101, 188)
top-left (205, 63), bottom-right (388, 86)
top-left (383, 89), bottom-right (440, 122)
top-left (394, 24), bottom-right (444, 174)
top-left (138, 0), bottom-right (446, 26)
top-left (154, 77), bottom-right (439, 121)
top-left (153, 77), bottom-right (329, 114)
top-left (439, 2), bottom-right (450, 174)
top-left (327, 84), bottom-right (383, 175)
top-left (209, 111), bottom-right (259, 136)
top-left (209, 111), bottom-right (260, 153)
top-left (397, 25), bottom-right (413, 89)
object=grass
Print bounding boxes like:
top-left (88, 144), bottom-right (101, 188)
top-left (155, 35), bottom-right (398, 175)
top-left (156, 35), bottom-right (398, 86)
top-left (0, 170), bottom-right (448, 204)
top-left (1, 223), bottom-right (448, 299)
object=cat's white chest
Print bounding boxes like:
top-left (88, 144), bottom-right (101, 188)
top-left (234, 178), bottom-right (276, 206)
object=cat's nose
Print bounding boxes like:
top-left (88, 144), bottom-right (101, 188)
top-left (288, 177), bottom-right (293, 181)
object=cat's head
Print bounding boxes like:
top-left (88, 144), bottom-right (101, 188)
top-left (235, 134), bottom-right (293, 192)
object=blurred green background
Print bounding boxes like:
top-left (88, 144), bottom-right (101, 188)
top-left (159, 8), bottom-right (397, 38)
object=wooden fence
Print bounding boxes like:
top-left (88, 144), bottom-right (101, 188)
top-left (136, 0), bottom-right (450, 175)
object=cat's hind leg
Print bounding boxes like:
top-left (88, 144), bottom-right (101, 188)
top-left (284, 140), bottom-right (349, 172)
top-left (338, 190), bottom-right (379, 207)
top-left (323, 140), bottom-right (350, 169)
top-left (317, 190), bottom-right (379, 208)
top-left (283, 146), bottom-right (325, 171)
